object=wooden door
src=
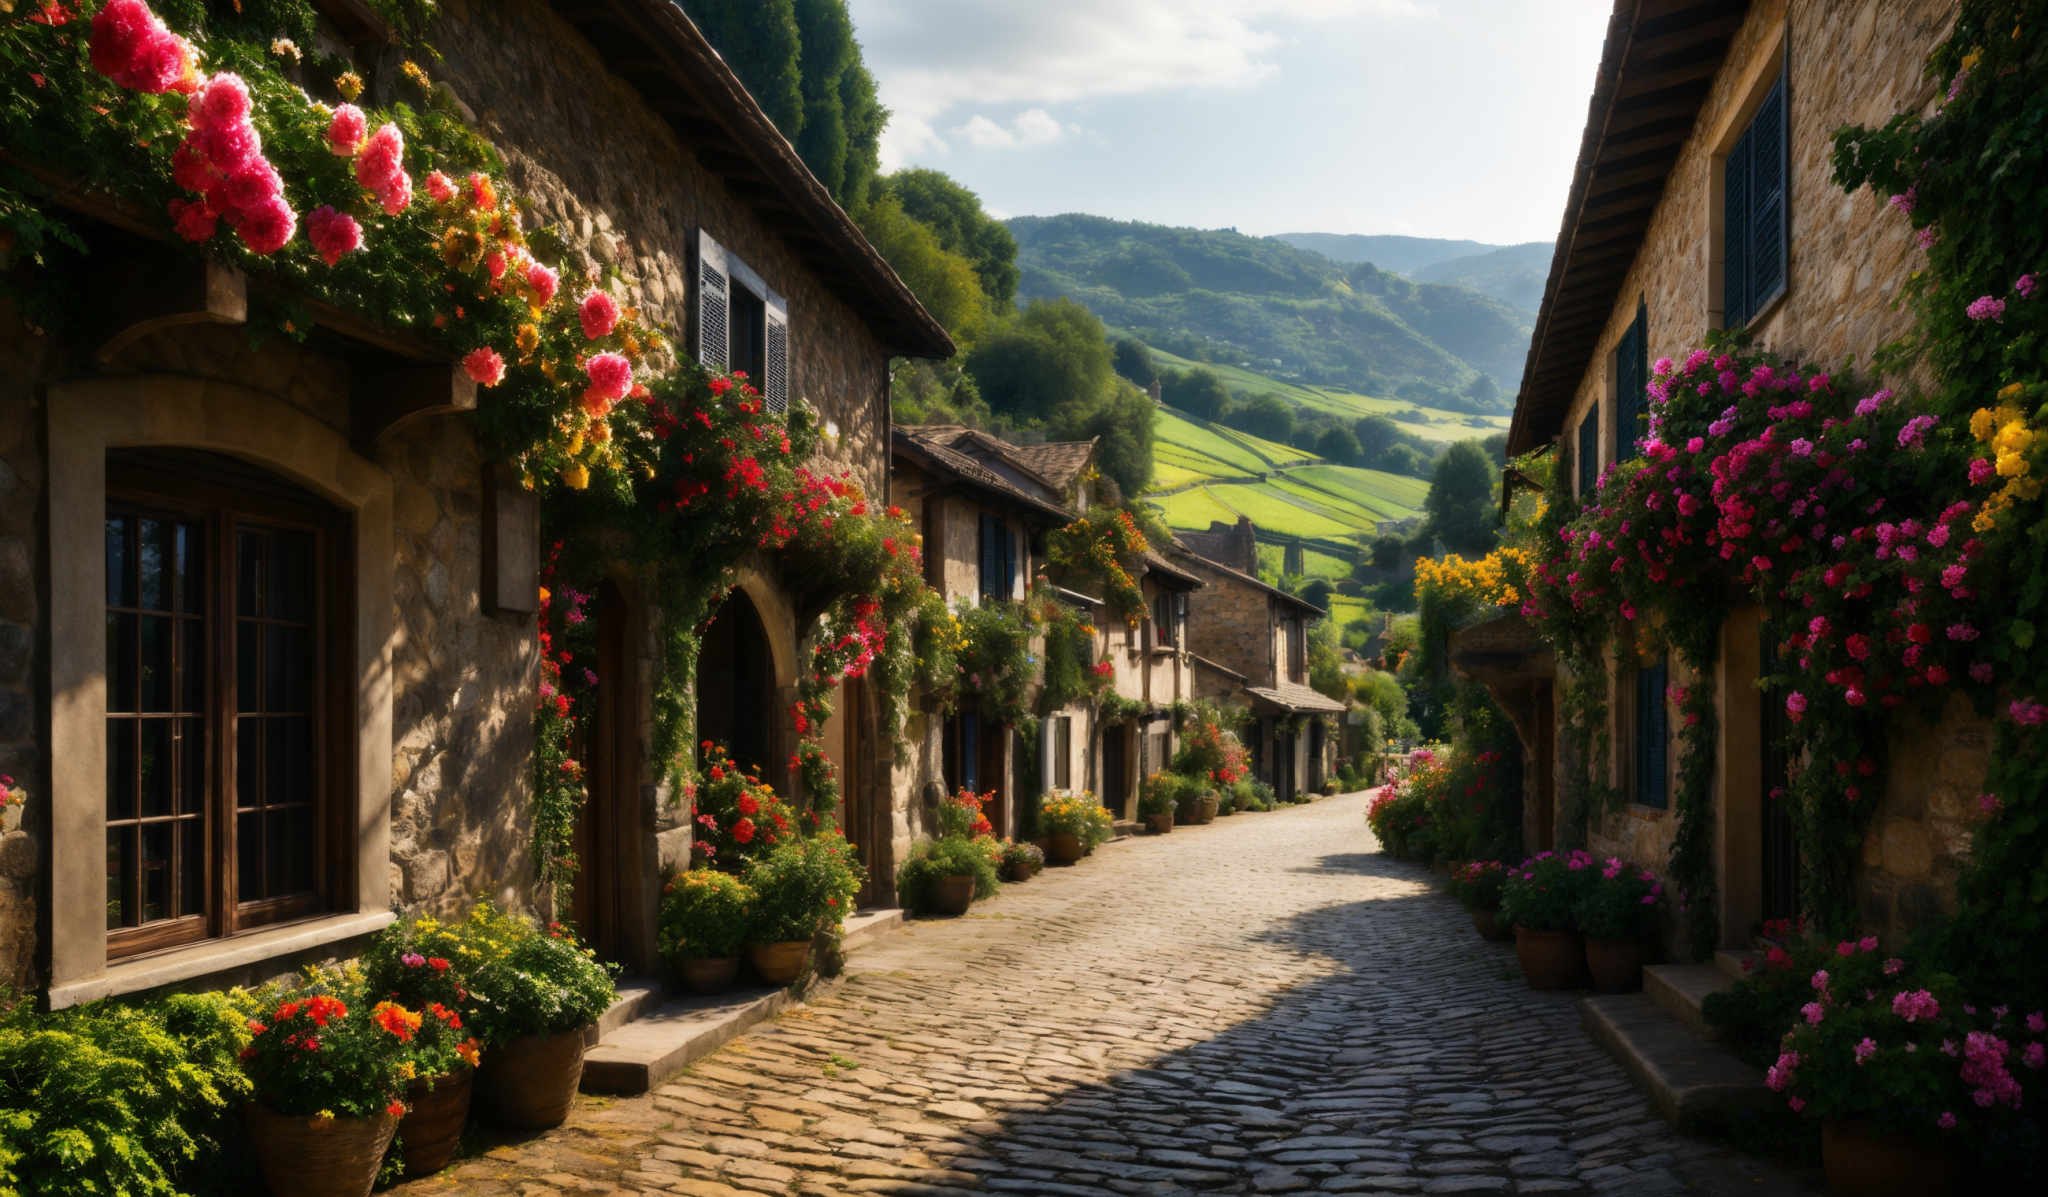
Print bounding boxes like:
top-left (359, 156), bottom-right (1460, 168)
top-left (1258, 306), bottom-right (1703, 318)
top-left (1102, 724), bottom-right (1127, 818)
top-left (572, 583), bottom-right (632, 963)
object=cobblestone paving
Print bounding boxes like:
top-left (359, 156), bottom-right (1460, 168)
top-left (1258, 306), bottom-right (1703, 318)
top-left (397, 792), bottom-right (1813, 1196)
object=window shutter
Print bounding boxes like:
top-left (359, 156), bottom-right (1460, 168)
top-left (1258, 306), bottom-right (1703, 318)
top-left (1577, 409), bottom-right (1599, 496)
top-left (1000, 522), bottom-right (1016, 598)
top-left (1723, 127), bottom-right (1751, 325)
top-left (1748, 75), bottom-right (1788, 316)
top-left (1615, 302), bottom-right (1648, 460)
top-left (763, 288), bottom-right (790, 416)
top-left (977, 513), bottom-right (994, 599)
top-left (1637, 658), bottom-right (1669, 808)
top-left (696, 230), bottom-right (730, 371)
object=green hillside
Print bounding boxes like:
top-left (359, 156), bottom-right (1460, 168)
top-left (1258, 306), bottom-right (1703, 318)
top-left (1008, 214), bottom-right (1532, 401)
top-left (1146, 347), bottom-right (1508, 446)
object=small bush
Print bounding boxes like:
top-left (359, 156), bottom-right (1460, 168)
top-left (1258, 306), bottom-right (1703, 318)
top-left (744, 831), bottom-right (865, 944)
top-left (658, 869), bottom-right (757, 965)
top-left (896, 835), bottom-right (1001, 913)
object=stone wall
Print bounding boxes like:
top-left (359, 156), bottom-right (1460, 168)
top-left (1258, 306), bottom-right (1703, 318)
top-left (0, 311), bottom-right (48, 989)
top-left (1860, 692), bottom-right (1991, 942)
top-left (1181, 558), bottom-right (1275, 687)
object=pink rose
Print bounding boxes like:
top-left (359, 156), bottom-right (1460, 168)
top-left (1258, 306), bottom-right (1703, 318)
top-left (326, 104), bottom-right (367, 156)
top-left (235, 196), bottom-right (296, 256)
top-left (579, 290), bottom-right (620, 339)
top-left (463, 346), bottom-right (506, 387)
top-left (166, 197), bottom-right (216, 243)
top-left (305, 205), bottom-right (362, 266)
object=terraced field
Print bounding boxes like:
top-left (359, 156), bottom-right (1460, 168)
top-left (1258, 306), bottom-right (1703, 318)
top-left (1147, 347), bottom-right (1510, 446)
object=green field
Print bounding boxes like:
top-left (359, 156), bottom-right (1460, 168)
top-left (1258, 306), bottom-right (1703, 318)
top-left (1146, 346), bottom-right (1509, 446)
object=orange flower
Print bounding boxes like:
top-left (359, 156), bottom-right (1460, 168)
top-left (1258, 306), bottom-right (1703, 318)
top-left (372, 1001), bottom-right (423, 1043)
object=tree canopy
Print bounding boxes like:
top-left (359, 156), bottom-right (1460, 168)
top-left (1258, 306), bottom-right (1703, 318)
top-left (1229, 394), bottom-right (1294, 444)
top-left (1161, 368), bottom-right (1229, 421)
top-left (1111, 337), bottom-right (1158, 391)
top-left (881, 169), bottom-right (1018, 305)
top-left (1422, 440), bottom-right (1499, 556)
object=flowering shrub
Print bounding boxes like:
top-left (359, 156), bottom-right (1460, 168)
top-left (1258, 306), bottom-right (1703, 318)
top-left (1171, 705), bottom-right (1250, 788)
top-left (1039, 794), bottom-right (1114, 847)
top-left (656, 868), bottom-right (756, 964)
top-left (1047, 509), bottom-right (1150, 625)
top-left (457, 905), bottom-right (617, 1046)
top-left (1499, 851), bottom-right (1597, 933)
top-left (895, 833), bottom-right (1001, 913)
top-left (689, 741), bottom-right (796, 869)
top-left (1447, 859), bottom-right (1509, 913)
top-left (1139, 769), bottom-right (1197, 819)
top-left (937, 787), bottom-right (996, 839)
top-left (1573, 857), bottom-right (1663, 942)
top-left (1768, 939), bottom-right (2044, 1160)
top-left (742, 831), bottom-right (864, 944)
top-left (362, 916), bottom-right (468, 1015)
top-left (239, 985), bottom-right (415, 1119)
top-left (1366, 735), bottom-right (1516, 867)
top-left (1413, 547), bottom-right (1533, 613)
top-left (999, 839), bottom-right (1043, 874)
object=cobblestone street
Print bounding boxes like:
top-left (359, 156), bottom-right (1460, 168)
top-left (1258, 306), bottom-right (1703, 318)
top-left (401, 792), bottom-right (1808, 1196)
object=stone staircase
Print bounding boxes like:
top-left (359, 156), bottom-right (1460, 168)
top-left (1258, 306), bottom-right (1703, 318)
top-left (579, 907), bottom-right (904, 1095)
top-left (1579, 949), bottom-right (1774, 1128)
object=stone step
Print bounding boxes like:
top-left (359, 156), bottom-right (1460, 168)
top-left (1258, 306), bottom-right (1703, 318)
top-left (580, 907), bottom-right (905, 1096)
top-left (1643, 962), bottom-right (1735, 1037)
top-left (1579, 993), bottom-right (1773, 1131)
top-left (588, 976), bottom-right (663, 1045)
top-left (1716, 948), bottom-right (1757, 981)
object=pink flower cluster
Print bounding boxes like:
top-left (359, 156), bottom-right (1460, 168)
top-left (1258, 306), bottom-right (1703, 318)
top-left (166, 73), bottom-right (295, 255)
top-left (89, 0), bottom-right (195, 94)
top-left (1893, 988), bottom-right (1941, 1023)
top-left (355, 122), bottom-right (413, 216)
top-left (1960, 1031), bottom-right (2024, 1109)
top-left (1965, 295), bottom-right (2006, 322)
top-left (306, 206), bottom-right (361, 267)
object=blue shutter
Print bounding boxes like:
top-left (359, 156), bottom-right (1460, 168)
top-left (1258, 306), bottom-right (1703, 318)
top-left (960, 712), bottom-right (979, 793)
top-left (1000, 522), bottom-right (1016, 599)
top-left (1723, 124), bottom-right (1752, 325)
top-left (1577, 409), bottom-right (1599, 496)
top-left (1615, 303), bottom-right (1648, 461)
top-left (1748, 74), bottom-right (1788, 316)
top-left (978, 513), bottom-right (995, 599)
top-left (1637, 658), bottom-right (1669, 809)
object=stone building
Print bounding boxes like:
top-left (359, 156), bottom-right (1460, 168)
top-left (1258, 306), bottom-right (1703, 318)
top-left (0, 0), bottom-right (947, 1002)
top-left (1486, 0), bottom-right (1976, 950)
top-left (1092, 553), bottom-right (1203, 821)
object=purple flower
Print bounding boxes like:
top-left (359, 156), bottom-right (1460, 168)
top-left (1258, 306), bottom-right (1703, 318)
top-left (1966, 295), bottom-right (2007, 322)
top-left (1802, 1001), bottom-right (1826, 1025)
top-left (1889, 188), bottom-right (1917, 215)
top-left (1854, 1037), bottom-right (1877, 1065)
top-left (2017, 274), bottom-right (2038, 299)
top-left (1855, 390), bottom-right (1891, 417)
top-left (1790, 437), bottom-right (1815, 457)
top-left (1812, 969), bottom-right (1831, 990)
top-left (1898, 414), bottom-right (1938, 448)
top-left (1917, 226), bottom-right (1941, 250)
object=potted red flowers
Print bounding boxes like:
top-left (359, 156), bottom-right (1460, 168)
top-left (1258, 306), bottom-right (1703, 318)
top-left (362, 919), bottom-right (486, 1177)
top-left (1448, 860), bottom-right (1512, 941)
top-left (1574, 857), bottom-right (1663, 992)
top-left (239, 987), bottom-right (416, 1197)
top-left (1499, 851), bottom-right (1596, 989)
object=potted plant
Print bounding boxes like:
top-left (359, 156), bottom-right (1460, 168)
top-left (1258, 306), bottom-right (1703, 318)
top-left (1138, 772), bottom-right (1178, 834)
top-left (1499, 851), bottom-right (1595, 990)
top-left (1448, 860), bottom-right (1511, 941)
top-left (744, 832), bottom-right (865, 983)
top-left (1574, 857), bottom-right (1663, 992)
top-left (240, 985), bottom-right (414, 1197)
top-left (999, 839), bottom-right (1043, 880)
top-left (1194, 788), bottom-right (1221, 824)
top-left (896, 834), bottom-right (999, 916)
top-left (1039, 795), bottom-right (1097, 863)
top-left (657, 869), bottom-right (756, 994)
top-left (1768, 941), bottom-right (2043, 1195)
top-left (361, 921), bottom-right (484, 1178)
top-left (462, 906), bottom-right (618, 1130)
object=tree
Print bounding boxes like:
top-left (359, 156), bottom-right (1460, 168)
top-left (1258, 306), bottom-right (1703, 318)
top-left (1369, 533), bottom-right (1404, 570)
top-left (792, 0), bottom-right (855, 199)
top-left (1422, 440), bottom-right (1498, 556)
top-left (1462, 373), bottom-right (1502, 410)
top-left (836, 63), bottom-right (886, 211)
top-left (1161, 368), bottom-right (1229, 420)
top-left (1111, 338), bottom-right (1158, 391)
top-left (681, 1), bottom-right (804, 144)
top-left (1480, 432), bottom-right (1509, 466)
top-left (1308, 619), bottom-right (1346, 702)
top-left (1382, 443), bottom-right (1432, 478)
top-left (882, 169), bottom-right (1018, 305)
top-left (1054, 380), bottom-right (1154, 498)
top-left (857, 196), bottom-right (990, 342)
top-left (1231, 393), bottom-right (1294, 443)
top-left (964, 299), bottom-right (1114, 425)
top-left (1354, 414), bottom-right (1401, 464)
top-left (1316, 425), bottom-right (1362, 465)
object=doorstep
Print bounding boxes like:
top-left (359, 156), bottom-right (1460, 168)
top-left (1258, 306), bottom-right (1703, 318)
top-left (1643, 962), bottom-right (1734, 1037)
top-left (579, 907), bottom-right (905, 1095)
top-left (1579, 992), bottom-right (1772, 1129)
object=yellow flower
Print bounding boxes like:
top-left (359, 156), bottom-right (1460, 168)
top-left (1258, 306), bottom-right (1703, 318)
top-left (335, 72), bottom-right (363, 101)
top-left (1972, 407), bottom-right (1997, 441)
top-left (1961, 49), bottom-right (1982, 72)
top-left (564, 464), bottom-right (590, 490)
top-left (1998, 383), bottom-right (2026, 403)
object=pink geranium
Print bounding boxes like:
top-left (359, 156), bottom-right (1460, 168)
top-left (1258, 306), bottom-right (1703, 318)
top-left (463, 346), bottom-right (506, 387)
top-left (526, 262), bottom-right (559, 308)
top-left (583, 352), bottom-right (633, 409)
top-left (305, 206), bottom-right (362, 266)
top-left (579, 290), bottom-right (620, 339)
top-left (355, 123), bottom-right (412, 215)
top-left (90, 0), bottom-right (195, 94)
top-left (236, 197), bottom-right (297, 256)
top-left (166, 197), bottom-right (215, 243)
top-left (326, 103), bottom-right (367, 156)
top-left (190, 73), bottom-right (251, 131)
top-left (424, 170), bottom-right (457, 204)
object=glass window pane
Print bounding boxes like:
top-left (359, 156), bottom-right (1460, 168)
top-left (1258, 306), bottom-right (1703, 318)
top-left (139, 615), bottom-right (172, 712)
top-left (179, 818), bottom-right (205, 917)
top-left (238, 530), bottom-right (264, 618)
top-left (236, 621), bottom-right (260, 713)
top-left (267, 626), bottom-right (311, 714)
top-left (266, 718), bottom-right (311, 806)
top-left (237, 810), bottom-right (263, 902)
top-left (235, 718), bottom-right (261, 810)
top-left (179, 619), bottom-right (205, 714)
top-left (106, 831), bottom-right (132, 929)
top-left (107, 612), bottom-right (136, 713)
top-left (271, 531), bottom-right (314, 624)
top-left (138, 518), bottom-right (167, 610)
top-left (106, 719), bottom-right (135, 822)
top-left (178, 717), bottom-right (204, 816)
top-left (106, 516), bottom-right (132, 607)
top-left (269, 804), bottom-right (312, 896)
top-left (140, 822), bottom-right (172, 924)
top-left (174, 521), bottom-right (202, 614)
top-left (138, 719), bottom-right (172, 819)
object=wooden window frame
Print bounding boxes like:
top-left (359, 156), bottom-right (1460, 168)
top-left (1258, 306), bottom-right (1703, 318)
top-left (106, 460), bottom-right (353, 961)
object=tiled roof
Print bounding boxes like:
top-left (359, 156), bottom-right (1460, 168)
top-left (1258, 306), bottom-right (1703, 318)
top-left (1191, 654), bottom-right (1248, 684)
top-left (1167, 538), bottom-right (1326, 616)
top-left (1002, 439), bottom-right (1097, 489)
top-left (892, 427), bottom-right (1072, 523)
top-left (1244, 681), bottom-right (1348, 714)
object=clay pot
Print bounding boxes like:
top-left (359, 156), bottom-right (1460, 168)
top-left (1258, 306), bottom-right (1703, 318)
top-left (1046, 832), bottom-right (1085, 864)
top-left (477, 1026), bottom-right (588, 1130)
top-left (1514, 926), bottom-right (1586, 990)
top-left (931, 874), bottom-right (976, 916)
top-left (246, 1104), bottom-right (398, 1197)
top-left (396, 1068), bottom-right (472, 1178)
top-left (679, 955), bottom-right (740, 995)
top-left (1470, 908), bottom-right (1512, 942)
top-left (749, 939), bottom-right (812, 984)
top-left (1821, 1119), bottom-right (1957, 1196)
top-left (1145, 813), bottom-right (1174, 835)
top-left (1195, 794), bottom-right (1220, 824)
top-left (1585, 938), bottom-right (1644, 993)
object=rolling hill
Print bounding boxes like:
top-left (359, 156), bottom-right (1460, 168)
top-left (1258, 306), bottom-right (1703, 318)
top-left (1270, 233), bottom-right (1513, 277)
top-left (1274, 233), bottom-right (1554, 318)
top-left (1008, 214), bottom-right (1533, 402)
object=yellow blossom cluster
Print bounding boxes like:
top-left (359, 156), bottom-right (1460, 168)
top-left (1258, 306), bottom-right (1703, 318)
top-left (1969, 383), bottom-right (2045, 532)
top-left (1413, 546), bottom-right (1533, 610)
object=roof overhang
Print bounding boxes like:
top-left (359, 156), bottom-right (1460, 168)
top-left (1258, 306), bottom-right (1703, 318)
top-left (891, 429), bottom-right (1074, 525)
top-left (1244, 683), bottom-right (1348, 715)
top-left (1507, 0), bottom-right (1750, 455)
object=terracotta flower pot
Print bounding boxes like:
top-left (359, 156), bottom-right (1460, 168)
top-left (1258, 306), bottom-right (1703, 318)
top-left (749, 939), bottom-right (812, 984)
top-left (1195, 794), bottom-right (1220, 824)
top-left (246, 1104), bottom-right (398, 1197)
top-left (1145, 813), bottom-right (1173, 835)
top-left (1585, 937), bottom-right (1644, 993)
top-left (476, 1026), bottom-right (588, 1130)
top-left (1469, 908), bottom-right (1512, 942)
top-left (931, 874), bottom-right (976, 916)
top-left (396, 1067), bottom-right (473, 1178)
top-left (1514, 926), bottom-right (1586, 990)
top-left (1046, 832), bottom-right (1084, 864)
top-left (679, 955), bottom-right (740, 994)
top-left (1821, 1119), bottom-right (1957, 1196)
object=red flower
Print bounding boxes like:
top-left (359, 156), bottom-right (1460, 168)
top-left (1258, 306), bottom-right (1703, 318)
top-left (427, 957), bottom-right (450, 972)
top-left (732, 817), bottom-right (757, 844)
top-left (387, 1101), bottom-right (407, 1117)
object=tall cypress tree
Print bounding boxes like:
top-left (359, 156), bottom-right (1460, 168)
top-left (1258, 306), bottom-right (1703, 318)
top-left (679, 0), bottom-right (805, 144)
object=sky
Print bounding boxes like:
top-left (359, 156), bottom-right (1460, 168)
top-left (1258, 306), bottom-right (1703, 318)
top-left (842, 0), bottom-right (1614, 247)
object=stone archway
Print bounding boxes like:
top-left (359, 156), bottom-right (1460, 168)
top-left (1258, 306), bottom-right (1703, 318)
top-left (697, 588), bottom-right (781, 783)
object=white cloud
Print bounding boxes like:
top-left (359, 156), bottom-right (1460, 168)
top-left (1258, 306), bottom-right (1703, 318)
top-left (849, 0), bottom-right (1426, 168)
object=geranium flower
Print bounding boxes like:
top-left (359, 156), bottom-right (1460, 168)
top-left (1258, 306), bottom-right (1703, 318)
top-left (462, 346), bottom-right (506, 386)
top-left (306, 205), bottom-right (362, 266)
top-left (579, 290), bottom-right (620, 339)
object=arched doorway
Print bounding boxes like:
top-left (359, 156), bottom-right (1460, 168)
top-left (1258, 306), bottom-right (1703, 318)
top-left (697, 590), bottom-right (778, 781)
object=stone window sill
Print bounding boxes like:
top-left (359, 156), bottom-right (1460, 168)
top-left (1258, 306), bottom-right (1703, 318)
top-left (1624, 803), bottom-right (1669, 821)
top-left (49, 910), bottom-right (396, 1010)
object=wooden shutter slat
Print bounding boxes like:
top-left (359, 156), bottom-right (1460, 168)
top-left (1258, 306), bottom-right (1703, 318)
top-left (763, 289), bottom-right (790, 416)
top-left (696, 230), bottom-right (730, 371)
top-left (1749, 75), bottom-right (1788, 314)
top-left (1723, 124), bottom-right (1751, 325)
top-left (1577, 410), bottom-right (1599, 496)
